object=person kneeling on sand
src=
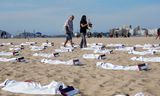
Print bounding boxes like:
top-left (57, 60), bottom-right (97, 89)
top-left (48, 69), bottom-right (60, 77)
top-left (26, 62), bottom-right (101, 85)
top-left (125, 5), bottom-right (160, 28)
top-left (63, 15), bottom-right (74, 47)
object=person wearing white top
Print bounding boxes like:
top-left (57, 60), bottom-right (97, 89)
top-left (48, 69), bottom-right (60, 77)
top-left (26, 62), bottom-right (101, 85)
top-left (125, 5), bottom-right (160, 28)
top-left (63, 15), bottom-right (74, 47)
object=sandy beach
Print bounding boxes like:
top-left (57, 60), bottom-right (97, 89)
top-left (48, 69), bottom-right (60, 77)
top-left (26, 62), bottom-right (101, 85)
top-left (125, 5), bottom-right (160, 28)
top-left (0, 37), bottom-right (160, 96)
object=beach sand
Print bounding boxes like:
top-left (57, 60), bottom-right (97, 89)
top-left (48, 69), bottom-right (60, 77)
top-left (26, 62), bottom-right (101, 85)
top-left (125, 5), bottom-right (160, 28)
top-left (0, 37), bottom-right (160, 96)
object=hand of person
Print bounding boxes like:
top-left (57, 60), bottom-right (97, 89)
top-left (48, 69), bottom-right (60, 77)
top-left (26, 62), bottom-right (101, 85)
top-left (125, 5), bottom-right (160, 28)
top-left (81, 24), bottom-right (88, 28)
top-left (86, 24), bottom-right (89, 26)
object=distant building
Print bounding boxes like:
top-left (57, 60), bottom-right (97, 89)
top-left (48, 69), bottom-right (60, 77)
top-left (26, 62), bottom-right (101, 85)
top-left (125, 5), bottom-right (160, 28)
top-left (14, 32), bottom-right (36, 38)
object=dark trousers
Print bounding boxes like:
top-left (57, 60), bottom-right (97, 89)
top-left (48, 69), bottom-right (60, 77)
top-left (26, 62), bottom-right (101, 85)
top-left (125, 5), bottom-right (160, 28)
top-left (80, 33), bottom-right (87, 48)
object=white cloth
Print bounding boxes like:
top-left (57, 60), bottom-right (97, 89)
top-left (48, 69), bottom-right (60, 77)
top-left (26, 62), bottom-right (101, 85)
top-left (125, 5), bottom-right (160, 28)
top-left (90, 43), bottom-right (105, 50)
top-left (0, 52), bottom-right (13, 56)
top-left (83, 54), bottom-right (105, 59)
top-left (21, 42), bottom-right (36, 46)
top-left (0, 79), bottom-right (66, 95)
top-left (134, 92), bottom-right (145, 96)
top-left (0, 57), bottom-right (25, 62)
top-left (33, 53), bottom-right (55, 58)
top-left (0, 57), bottom-right (17, 62)
top-left (55, 47), bottom-right (73, 53)
top-left (147, 47), bottom-right (160, 50)
top-left (91, 45), bottom-right (105, 50)
top-left (142, 44), bottom-right (154, 49)
top-left (142, 44), bottom-right (160, 50)
top-left (82, 46), bottom-right (105, 51)
top-left (0, 43), bottom-right (12, 46)
top-left (115, 92), bottom-right (145, 96)
top-left (41, 42), bottom-right (53, 47)
top-left (20, 43), bottom-right (29, 46)
top-left (134, 44), bottom-right (160, 50)
top-left (115, 47), bottom-right (135, 52)
top-left (134, 44), bottom-right (153, 48)
top-left (41, 59), bottom-right (80, 65)
top-left (131, 56), bottom-right (160, 62)
top-left (134, 44), bottom-right (144, 48)
top-left (96, 62), bottom-right (139, 71)
top-left (9, 48), bottom-right (21, 51)
top-left (30, 46), bottom-right (45, 51)
top-left (81, 47), bottom-right (95, 51)
top-left (106, 44), bottom-right (125, 48)
top-left (9, 45), bottom-right (24, 51)
top-left (94, 49), bottom-right (111, 54)
top-left (55, 49), bottom-right (72, 53)
top-left (148, 49), bottom-right (160, 53)
top-left (128, 50), bottom-right (155, 55)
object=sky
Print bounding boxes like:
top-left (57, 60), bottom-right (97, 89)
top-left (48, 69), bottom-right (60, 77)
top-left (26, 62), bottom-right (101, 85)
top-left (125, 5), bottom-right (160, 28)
top-left (0, 0), bottom-right (160, 35)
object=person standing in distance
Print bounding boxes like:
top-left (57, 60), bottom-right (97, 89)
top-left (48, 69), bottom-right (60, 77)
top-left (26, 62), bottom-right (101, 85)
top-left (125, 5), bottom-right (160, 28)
top-left (64, 15), bottom-right (74, 47)
top-left (80, 15), bottom-right (88, 48)
top-left (156, 28), bottom-right (160, 40)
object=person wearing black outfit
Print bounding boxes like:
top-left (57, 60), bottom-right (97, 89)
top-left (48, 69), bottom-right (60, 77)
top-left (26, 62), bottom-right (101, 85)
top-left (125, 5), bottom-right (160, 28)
top-left (156, 28), bottom-right (160, 40)
top-left (80, 15), bottom-right (88, 48)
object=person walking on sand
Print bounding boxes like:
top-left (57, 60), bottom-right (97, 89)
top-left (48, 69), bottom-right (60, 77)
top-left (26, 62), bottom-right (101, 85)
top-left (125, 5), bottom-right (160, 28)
top-left (156, 28), bottom-right (160, 40)
top-left (63, 15), bottom-right (74, 47)
top-left (80, 15), bottom-right (88, 48)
